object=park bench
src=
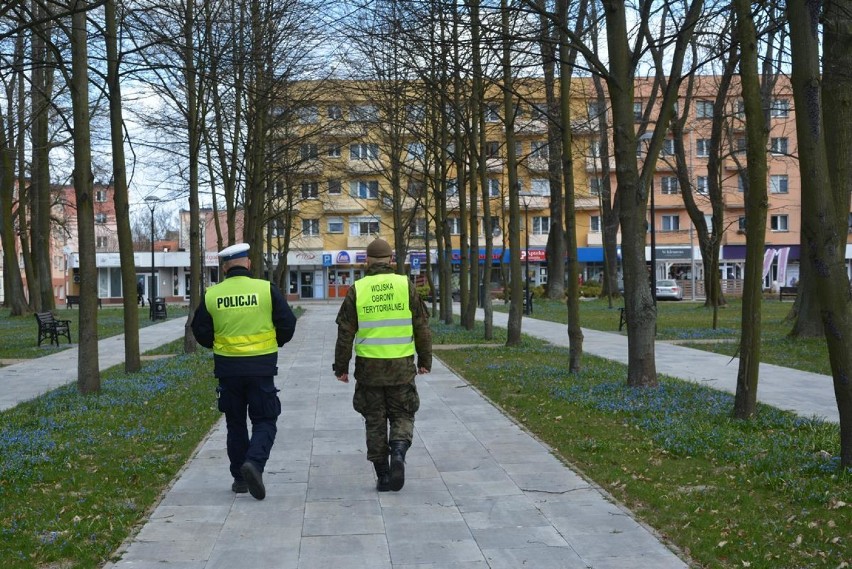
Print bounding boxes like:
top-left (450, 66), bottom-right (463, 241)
top-left (66, 295), bottom-right (103, 309)
top-left (35, 311), bottom-right (72, 347)
top-left (779, 286), bottom-right (797, 301)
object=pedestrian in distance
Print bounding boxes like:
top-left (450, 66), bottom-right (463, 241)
top-left (191, 243), bottom-right (297, 500)
top-left (333, 238), bottom-right (432, 492)
top-left (137, 280), bottom-right (145, 307)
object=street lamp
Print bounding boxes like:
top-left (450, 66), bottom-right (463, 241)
top-left (144, 196), bottom-right (160, 306)
top-left (637, 133), bottom-right (657, 305)
top-left (519, 192), bottom-right (534, 315)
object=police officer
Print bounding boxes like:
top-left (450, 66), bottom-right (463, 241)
top-left (334, 238), bottom-right (432, 491)
top-left (191, 243), bottom-right (297, 500)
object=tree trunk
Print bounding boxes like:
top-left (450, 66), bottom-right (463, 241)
top-left (183, 0), bottom-right (200, 354)
top-left (502, 0), bottom-right (522, 347)
top-left (105, 0), bottom-right (141, 373)
top-left (732, 0), bottom-right (769, 419)
top-left (789, 0), bottom-right (852, 466)
top-left (70, 0), bottom-right (101, 394)
top-left (559, 0), bottom-right (583, 372)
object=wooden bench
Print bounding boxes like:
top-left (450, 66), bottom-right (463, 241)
top-left (779, 286), bottom-right (798, 301)
top-left (66, 295), bottom-right (102, 309)
top-left (35, 312), bottom-right (72, 347)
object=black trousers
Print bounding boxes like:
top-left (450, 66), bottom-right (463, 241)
top-left (217, 375), bottom-right (281, 480)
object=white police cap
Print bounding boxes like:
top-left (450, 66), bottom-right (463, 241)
top-left (218, 243), bottom-right (250, 261)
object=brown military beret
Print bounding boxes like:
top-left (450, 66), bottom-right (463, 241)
top-left (366, 238), bottom-right (393, 258)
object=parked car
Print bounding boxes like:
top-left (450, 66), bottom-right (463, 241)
top-left (655, 279), bottom-right (683, 300)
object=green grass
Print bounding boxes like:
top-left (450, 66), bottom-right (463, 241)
top-left (0, 350), bottom-right (219, 568)
top-left (0, 305), bottom-right (190, 361)
top-left (433, 335), bottom-right (851, 569)
top-left (496, 297), bottom-right (832, 376)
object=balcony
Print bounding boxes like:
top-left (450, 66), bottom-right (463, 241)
top-left (347, 159), bottom-right (383, 174)
top-left (323, 123), bottom-right (367, 139)
top-left (516, 119), bottom-right (548, 134)
top-left (585, 157), bottom-right (616, 172)
top-left (348, 234), bottom-right (384, 249)
top-left (524, 157), bottom-right (549, 172)
top-left (379, 195), bottom-right (418, 211)
top-left (290, 235), bottom-right (323, 250)
top-left (293, 159), bottom-right (323, 175)
top-left (504, 194), bottom-right (548, 211)
top-left (486, 158), bottom-right (504, 172)
top-left (324, 196), bottom-right (365, 214)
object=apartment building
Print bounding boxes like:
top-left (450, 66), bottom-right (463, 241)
top-left (270, 76), bottom-right (851, 301)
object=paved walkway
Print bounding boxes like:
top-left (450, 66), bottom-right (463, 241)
top-left (0, 302), bottom-right (838, 568)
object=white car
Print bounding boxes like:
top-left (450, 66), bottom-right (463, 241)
top-left (655, 279), bottom-right (683, 301)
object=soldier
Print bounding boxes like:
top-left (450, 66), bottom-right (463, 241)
top-left (191, 243), bottom-right (297, 500)
top-left (334, 238), bottom-right (432, 491)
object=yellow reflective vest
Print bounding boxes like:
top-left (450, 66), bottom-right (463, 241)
top-left (205, 277), bottom-right (277, 357)
top-left (353, 273), bottom-right (415, 359)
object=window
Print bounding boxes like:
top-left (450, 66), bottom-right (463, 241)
top-left (661, 176), bottom-right (679, 194)
top-left (446, 178), bottom-right (458, 197)
top-left (350, 104), bottom-right (377, 122)
top-left (485, 141), bottom-right (500, 158)
top-left (738, 173), bottom-right (747, 193)
top-left (350, 143), bottom-right (379, 160)
top-left (411, 217), bottom-right (427, 237)
top-left (770, 137), bottom-right (788, 154)
top-left (490, 217), bottom-right (501, 236)
top-left (350, 217), bottom-right (380, 236)
top-left (530, 103), bottom-right (548, 121)
top-left (589, 177), bottom-right (604, 196)
top-left (447, 217), bottom-right (461, 235)
top-left (697, 139), bottom-right (711, 157)
top-left (697, 176), bottom-right (709, 194)
top-left (734, 137), bottom-right (747, 154)
top-left (735, 99), bottom-right (745, 118)
top-left (696, 100), bottom-right (714, 119)
top-left (662, 139), bottom-right (676, 156)
top-left (96, 236), bottom-right (108, 248)
top-left (328, 105), bottom-right (343, 120)
top-left (328, 179), bottom-right (342, 195)
top-left (95, 190), bottom-right (107, 202)
top-left (350, 180), bottom-right (379, 199)
top-left (269, 219), bottom-right (286, 237)
top-left (771, 214), bottom-right (789, 231)
top-left (848, 213), bottom-right (852, 233)
top-left (327, 145), bottom-right (341, 157)
top-left (406, 142), bottom-right (425, 161)
top-left (633, 101), bottom-right (643, 121)
top-left (662, 215), bottom-right (680, 231)
top-left (487, 178), bottom-right (500, 197)
top-left (738, 216), bottom-right (747, 231)
top-left (297, 106), bottom-right (317, 123)
top-left (406, 180), bottom-right (424, 198)
top-left (533, 216), bottom-right (550, 235)
top-left (302, 219), bottom-right (319, 236)
top-left (770, 98), bottom-right (790, 118)
top-left (327, 217), bottom-right (344, 234)
top-left (95, 213), bottom-right (107, 224)
top-left (590, 215), bottom-right (601, 232)
top-left (531, 141), bottom-right (549, 159)
top-left (406, 104), bottom-right (425, 122)
top-left (515, 141), bottom-right (524, 157)
top-left (531, 178), bottom-right (550, 196)
top-left (301, 181), bottom-right (318, 199)
top-left (485, 103), bottom-right (501, 123)
top-left (300, 144), bottom-right (318, 160)
top-left (274, 181), bottom-right (285, 197)
top-left (770, 175), bottom-right (789, 194)
top-left (587, 101), bottom-right (603, 119)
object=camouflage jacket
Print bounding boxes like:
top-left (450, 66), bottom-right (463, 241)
top-left (334, 263), bottom-right (432, 386)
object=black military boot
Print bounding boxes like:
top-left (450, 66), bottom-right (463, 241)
top-left (373, 459), bottom-right (391, 492)
top-left (388, 440), bottom-right (409, 491)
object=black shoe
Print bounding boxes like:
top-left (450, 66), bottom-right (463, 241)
top-left (240, 462), bottom-right (265, 500)
top-left (231, 480), bottom-right (248, 493)
top-left (388, 440), bottom-right (409, 492)
top-left (373, 460), bottom-right (391, 492)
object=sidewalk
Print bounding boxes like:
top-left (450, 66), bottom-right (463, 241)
top-left (100, 304), bottom-right (688, 569)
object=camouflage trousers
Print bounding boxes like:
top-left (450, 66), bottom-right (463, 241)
top-left (353, 382), bottom-right (420, 463)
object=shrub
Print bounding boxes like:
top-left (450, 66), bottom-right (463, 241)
top-left (579, 283), bottom-right (603, 298)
